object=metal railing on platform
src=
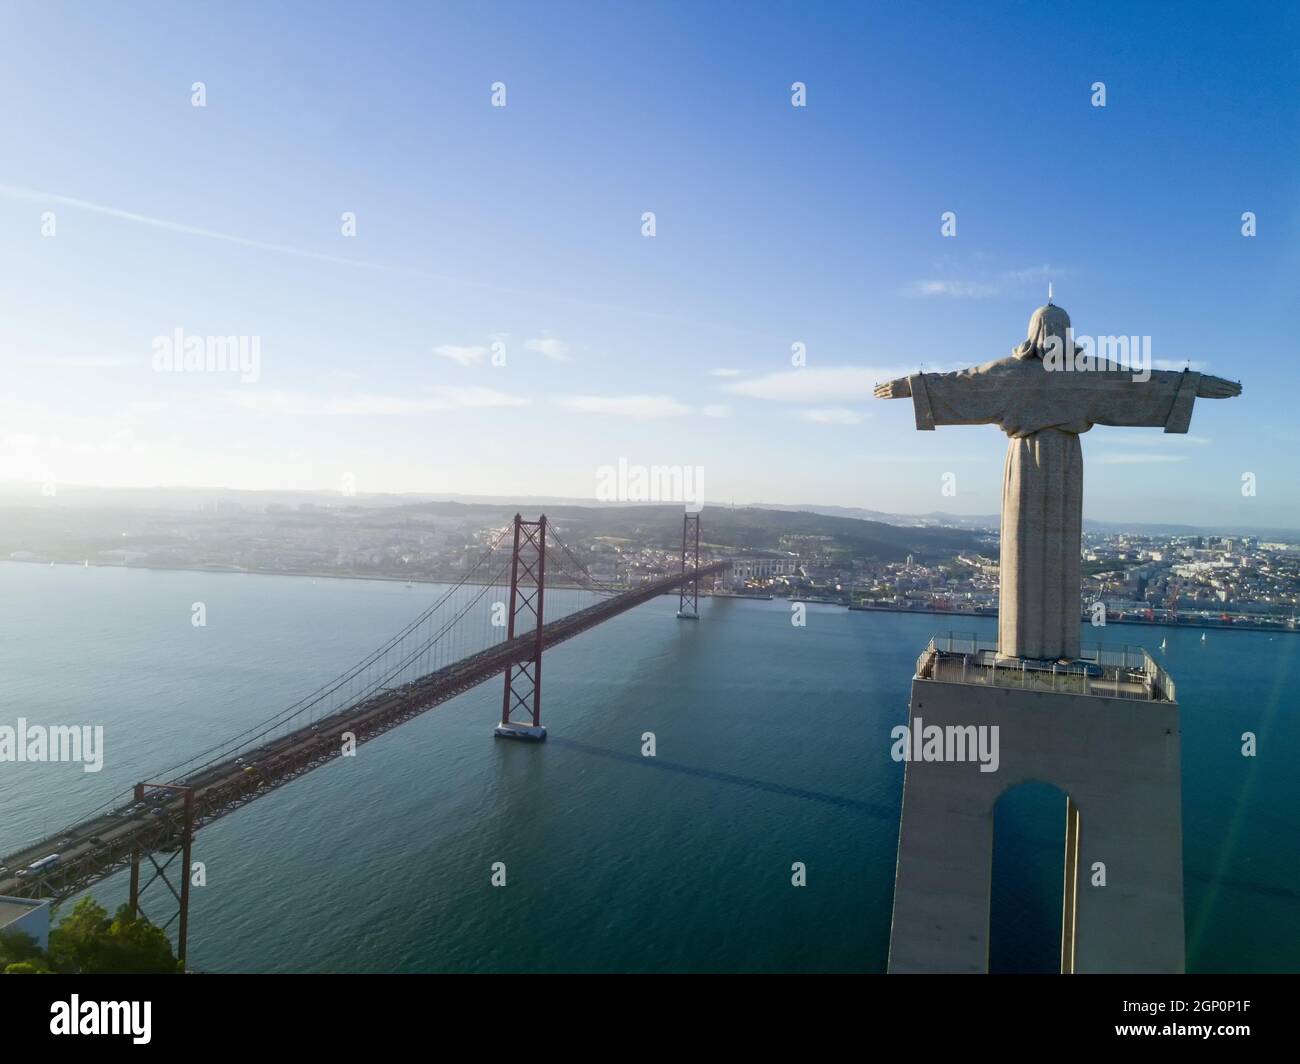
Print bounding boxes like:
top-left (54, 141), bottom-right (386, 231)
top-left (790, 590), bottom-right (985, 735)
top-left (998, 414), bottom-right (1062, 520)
top-left (915, 632), bottom-right (1176, 703)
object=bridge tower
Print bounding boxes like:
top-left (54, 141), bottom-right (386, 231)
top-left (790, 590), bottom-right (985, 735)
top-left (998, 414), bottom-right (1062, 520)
top-left (495, 514), bottom-right (548, 741)
top-left (677, 510), bottom-right (700, 619)
top-left (127, 781), bottom-right (196, 970)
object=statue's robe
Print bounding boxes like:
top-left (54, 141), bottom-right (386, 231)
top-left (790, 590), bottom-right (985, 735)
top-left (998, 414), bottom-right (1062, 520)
top-left (908, 355), bottom-right (1203, 660)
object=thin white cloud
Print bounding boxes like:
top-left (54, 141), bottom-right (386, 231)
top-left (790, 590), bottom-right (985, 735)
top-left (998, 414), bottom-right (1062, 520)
top-left (702, 404), bottom-right (731, 418)
top-left (433, 386), bottom-right (529, 409)
top-left (909, 280), bottom-right (999, 299)
top-left (434, 344), bottom-right (488, 367)
top-left (799, 408), bottom-right (864, 425)
top-left (1003, 264), bottom-right (1058, 286)
top-left (863, 453), bottom-right (984, 464)
top-left (1092, 433), bottom-right (1212, 447)
top-left (526, 337), bottom-right (571, 362)
top-left (555, 394), bottom-right (690, 418)
top-left (907, 263), bottom-right (1066, 300)
top-left (709, 368), bottom-right (742, 378)
top-left (724, 366), bottom-right (902, 403)
top-left (23, 354), bottom-right (141, 368)
top-left (122, 400), bottom-right (167, 416)
top-left (224, 387), bottom-right (528, 416)
top-left (1093, 454), bottom-right (1188, 465)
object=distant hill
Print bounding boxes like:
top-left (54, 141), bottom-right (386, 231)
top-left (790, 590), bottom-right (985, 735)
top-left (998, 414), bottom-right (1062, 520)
top-left (2, 482), bottom-right (1292, 541)
top-left (748, 503), bottom-right (1300, 540)
top-left (750, 502), bottom-right (997, 529)
top-left (391, 500), bottom-right (989, 563)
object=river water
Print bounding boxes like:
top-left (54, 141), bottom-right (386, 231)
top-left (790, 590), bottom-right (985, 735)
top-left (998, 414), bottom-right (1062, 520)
top-left (0, 562), bottom-right (1294, 972)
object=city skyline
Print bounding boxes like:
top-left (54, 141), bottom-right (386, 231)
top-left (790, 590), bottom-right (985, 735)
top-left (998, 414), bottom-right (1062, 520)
top-left (2, 2), bottom-right (1297, 526)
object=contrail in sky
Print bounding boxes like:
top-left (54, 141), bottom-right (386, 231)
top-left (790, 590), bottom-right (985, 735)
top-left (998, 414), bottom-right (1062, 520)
top-left (0, 182), bottom-right (490, 282)
top-left (0, 183), bottom-right (779, 340)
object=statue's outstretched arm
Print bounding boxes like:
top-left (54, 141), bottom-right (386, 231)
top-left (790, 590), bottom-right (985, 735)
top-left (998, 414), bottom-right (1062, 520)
top-left (873, 377), bottom-right (911, 399)
top-left (1090, 369), bottom-right (1242, 432)
top-left (1135, 368), bottom-right (1240, 399)
top-left (1196, 374), bottom-right (1242, 399)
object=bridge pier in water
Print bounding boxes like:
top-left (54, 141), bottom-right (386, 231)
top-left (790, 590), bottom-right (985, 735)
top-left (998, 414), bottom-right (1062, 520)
top-left (495, 514), bottom-right (549, 742)
top-left (676, 510), bottom-right (700, 620)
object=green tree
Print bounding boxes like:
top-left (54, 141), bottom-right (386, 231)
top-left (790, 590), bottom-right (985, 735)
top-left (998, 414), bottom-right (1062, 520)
top-left (0, 929), bottom-right (48, 970)
top-left (44, 897), bottom-right (178, 974)
top-left (4, 961), bottom-right (48, 974)
top-left (99, 905), bottom-right (178, 974)
top-left (46, 896), bottom-right (112, 973)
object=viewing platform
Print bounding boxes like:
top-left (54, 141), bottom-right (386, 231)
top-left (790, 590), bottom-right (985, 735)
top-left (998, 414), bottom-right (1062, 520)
top-left (914, 631), bottom-right (1176, 703)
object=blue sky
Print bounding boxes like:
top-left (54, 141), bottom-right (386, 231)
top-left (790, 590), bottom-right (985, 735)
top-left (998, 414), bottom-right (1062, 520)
top-left (1, 0), bottom-right (1297, 525)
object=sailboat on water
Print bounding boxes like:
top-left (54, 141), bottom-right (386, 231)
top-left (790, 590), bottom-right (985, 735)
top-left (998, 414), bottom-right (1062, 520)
top-left (1159, 636), bottom-right (1167, 652)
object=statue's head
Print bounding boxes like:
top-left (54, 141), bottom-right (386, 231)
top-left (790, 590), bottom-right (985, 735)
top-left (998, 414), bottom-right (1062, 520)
top-left (1014, 303), bottom-right (1073, 360)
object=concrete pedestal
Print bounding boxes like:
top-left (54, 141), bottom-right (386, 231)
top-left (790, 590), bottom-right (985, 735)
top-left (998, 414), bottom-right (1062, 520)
top-left (494, 723), bottom-right (547, 742)
top-left (887, 653), bottom-right (1185, 974)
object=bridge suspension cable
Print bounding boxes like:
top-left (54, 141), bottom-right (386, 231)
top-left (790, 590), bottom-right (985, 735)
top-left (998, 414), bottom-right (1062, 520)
top-left (43, 522), bottom-right (518, 830)
top-left (3, 511), bottom-right (730, 914)
top-left (157, 523), bottom-right (516, 777)
top-left (19, 513), bottom-right (714, 858)
top-left (545, 523), bottom-right (624, 595)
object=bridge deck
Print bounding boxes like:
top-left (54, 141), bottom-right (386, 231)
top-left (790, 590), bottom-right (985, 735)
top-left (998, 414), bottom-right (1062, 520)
top-left (0, 562), bottom-right (726, 903)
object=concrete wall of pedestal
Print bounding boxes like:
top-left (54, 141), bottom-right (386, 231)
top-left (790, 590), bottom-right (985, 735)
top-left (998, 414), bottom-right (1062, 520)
top-left (887, 677), bottom-right (1184, 974)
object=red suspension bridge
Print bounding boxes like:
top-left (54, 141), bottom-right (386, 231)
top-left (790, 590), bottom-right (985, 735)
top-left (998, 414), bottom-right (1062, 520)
top-left (0, 512), bottom-right (726, 965)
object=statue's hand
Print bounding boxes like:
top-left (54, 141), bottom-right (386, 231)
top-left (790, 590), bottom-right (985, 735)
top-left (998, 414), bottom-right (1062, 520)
top-left (1196, 375), bottom-right (1242, 399)
top-left (873, 376), bottom-right (912, 399)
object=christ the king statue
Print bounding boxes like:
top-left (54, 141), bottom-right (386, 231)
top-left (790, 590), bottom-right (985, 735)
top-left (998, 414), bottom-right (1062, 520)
top-left (874, 302), bottom-right (1242, 662)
